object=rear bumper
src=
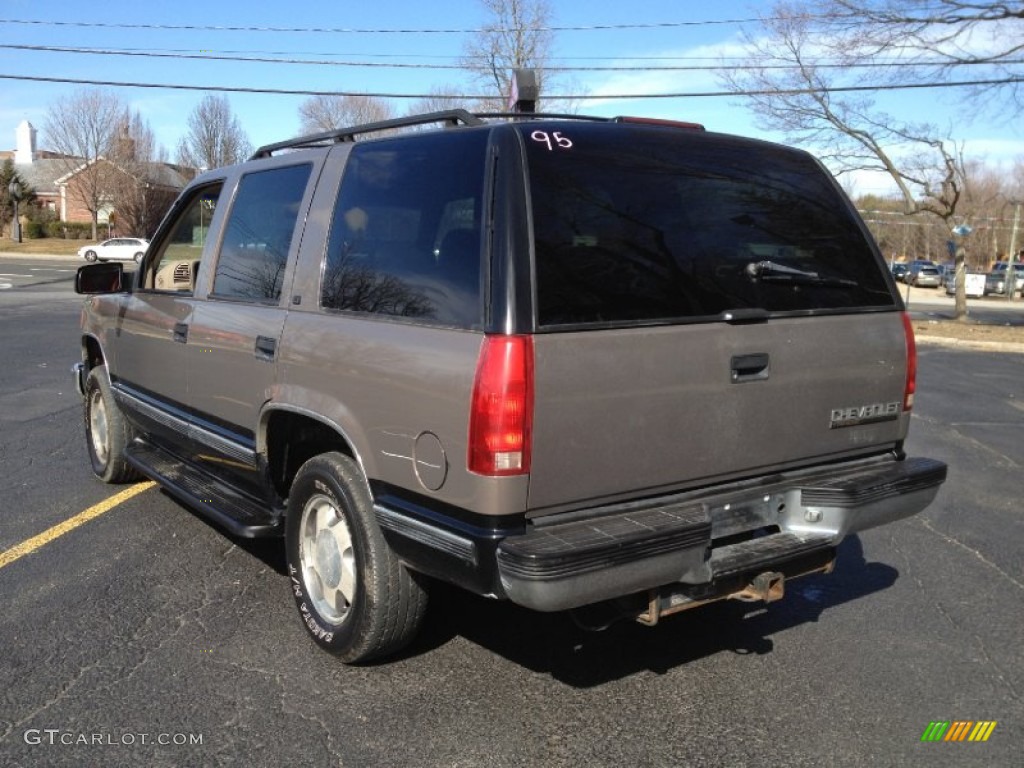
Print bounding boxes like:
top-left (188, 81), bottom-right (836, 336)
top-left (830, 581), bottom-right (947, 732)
top-left (496, 455), bottom-right (946, 612)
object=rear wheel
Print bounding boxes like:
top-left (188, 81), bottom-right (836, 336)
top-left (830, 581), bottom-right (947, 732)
top-left (133, 252), bottom-right (144, 263)
top-left (84, 365), bottom-right (142, 483)
top-left (285, 452), bottom-right (427, 663)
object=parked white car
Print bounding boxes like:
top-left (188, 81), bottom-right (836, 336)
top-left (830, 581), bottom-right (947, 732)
top-left (943, 271), bottom-right (986, 298)
top-left (78, 238), bottom-right (150, 263)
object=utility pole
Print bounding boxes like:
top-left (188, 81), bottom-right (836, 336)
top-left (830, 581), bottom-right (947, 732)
top-left (1008, 202), bottom-right (1020, 303)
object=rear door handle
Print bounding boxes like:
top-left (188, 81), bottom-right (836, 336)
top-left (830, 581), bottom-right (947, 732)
top-left (731, 353), bottom-right (770, 383)
top-left (173, 322), bottom-right (188, 344)
top-left (255, 335), bottom-right (277, 361)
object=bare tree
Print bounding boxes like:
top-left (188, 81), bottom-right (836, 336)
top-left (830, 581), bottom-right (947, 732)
top-left (297, 94), bottom-right (396, 135)
top-left (725, 5), bottom-right (976, 317)
top-left (404, 86), bottom-right (474, 117)
top-left (177, 94), bottom-right (252, 171)
top-left (108, 110), bottom-right (178, 237)
top-left (44, 88), bottom-right (124, 240)
top-left (461, 0), bottom-right (556, 110)
top-left (825, 1), bottom-right (1024, 112)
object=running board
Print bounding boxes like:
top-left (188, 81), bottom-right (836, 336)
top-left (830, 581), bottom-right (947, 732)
top-left (125, 439), bottom-right (282, 538)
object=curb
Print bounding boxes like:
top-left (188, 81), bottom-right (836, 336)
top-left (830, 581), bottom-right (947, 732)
top-left (916, 334), bottom-right (1024, 354)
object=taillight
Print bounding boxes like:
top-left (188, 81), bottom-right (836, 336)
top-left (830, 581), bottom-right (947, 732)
top-left (468, 335), bottom-right (534, 476)
top-left (901, 312), bottom-right (917, 411)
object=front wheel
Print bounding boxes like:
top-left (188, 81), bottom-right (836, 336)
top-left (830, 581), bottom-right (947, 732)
top-left (133, 252), bottom-right (144, 263)
top-left (84, 365), bottom-right (142, 483)
top-left (84, 250), bottom-right (97, 262)
top-left (285, 452), bottom-right (427, 663)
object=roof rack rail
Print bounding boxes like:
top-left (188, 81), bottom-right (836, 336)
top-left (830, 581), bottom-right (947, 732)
top-left (250, 109), bottom-right (486, 159)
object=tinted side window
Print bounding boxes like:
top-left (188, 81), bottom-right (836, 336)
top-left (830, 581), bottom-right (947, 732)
top-left (521, 124), bottom-right (895, 327)
top-left (320, 129), bottom-right (488, 328)
top-left (212, 164), bottom-right (313, 302)
top-left (147, 184), bottom-right (222, 292)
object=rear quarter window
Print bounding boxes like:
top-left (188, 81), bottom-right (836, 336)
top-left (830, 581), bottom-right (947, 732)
top-left (320, 129), bottom-right (489, 328)
top-left (520, 123), bottom-right (896, 328)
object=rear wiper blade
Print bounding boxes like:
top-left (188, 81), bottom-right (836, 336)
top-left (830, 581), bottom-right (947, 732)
top-left (746, 260), bottom-right (858, 288)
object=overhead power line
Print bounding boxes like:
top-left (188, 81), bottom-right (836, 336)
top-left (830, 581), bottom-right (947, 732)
top-left (6, 43), bottom-right (1022, 72)
top-left (1, 72), bottom-right (1020, 99)
top-left (0, 16), bottom-right (759, 34)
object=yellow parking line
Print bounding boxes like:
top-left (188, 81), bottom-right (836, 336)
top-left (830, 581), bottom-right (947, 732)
top-left (0, 481), bottom-right (156, 570)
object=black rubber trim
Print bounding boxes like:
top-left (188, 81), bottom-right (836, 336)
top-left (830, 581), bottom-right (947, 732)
top-left (370, 482), bottom-right (526, 537)
top-left (800, 457), bottom-right (947, 508)
top-left (497, 502), bottom-right (710, 581)
top-left (112, 378), bottom-right (257, 444)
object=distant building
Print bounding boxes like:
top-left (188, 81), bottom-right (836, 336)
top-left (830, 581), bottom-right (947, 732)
top-left (1, 120), bottom-right (189, 236)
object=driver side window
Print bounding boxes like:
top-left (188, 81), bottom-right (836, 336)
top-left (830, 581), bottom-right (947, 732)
top-left (145, 184), bottom-right (223, 292)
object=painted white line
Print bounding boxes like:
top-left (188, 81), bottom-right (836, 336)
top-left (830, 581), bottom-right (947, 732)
top-left (0, 273), bottom-right (31, 278)
top-left (0, 283), bottom-right (13, 290)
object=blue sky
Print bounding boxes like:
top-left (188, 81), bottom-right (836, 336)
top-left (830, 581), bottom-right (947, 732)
top-left (1, 0), bottom-right (1021, 195)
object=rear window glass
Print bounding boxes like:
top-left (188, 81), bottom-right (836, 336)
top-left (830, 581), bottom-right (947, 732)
top-left (520, 123), bottom-right (895, 327)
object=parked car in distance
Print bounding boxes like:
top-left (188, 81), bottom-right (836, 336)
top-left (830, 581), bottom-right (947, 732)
top-left (905, 260), bottom-right (937, 284)
top-left (78, 238), bottom-right (150, 263)
top-left (908, 264), bottom-right (942, 288)
top-left (944, 271), bottom-right (987, 298)
top-left (891, 263), bottom-right (909, 281)
top-left (984, 262), bottom-right (1024, 296)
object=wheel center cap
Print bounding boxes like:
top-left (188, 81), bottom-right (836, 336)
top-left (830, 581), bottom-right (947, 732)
top-left (314, 530), bottom-right (342, 588)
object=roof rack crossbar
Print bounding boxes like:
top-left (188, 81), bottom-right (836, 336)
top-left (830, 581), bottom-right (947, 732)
top-left (250, 109), bottom-right (486, 159)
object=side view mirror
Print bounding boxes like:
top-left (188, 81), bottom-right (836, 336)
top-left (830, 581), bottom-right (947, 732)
top-left (75, 262), bottom-right (126, 294)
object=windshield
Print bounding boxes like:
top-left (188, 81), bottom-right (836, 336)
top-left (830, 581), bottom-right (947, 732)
top-left (520, 123), bottom-right (897, 327)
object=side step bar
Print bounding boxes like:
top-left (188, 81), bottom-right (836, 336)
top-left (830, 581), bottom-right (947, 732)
top-left (125, 439), bottom-right (282, 538)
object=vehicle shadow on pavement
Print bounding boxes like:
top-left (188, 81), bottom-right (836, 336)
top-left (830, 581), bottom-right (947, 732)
top-left (409, 536), bottom-right (898, 687)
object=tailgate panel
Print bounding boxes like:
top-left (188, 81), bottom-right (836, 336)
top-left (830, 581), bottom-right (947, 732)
top-left (527, 312), bottom-right (908, 513)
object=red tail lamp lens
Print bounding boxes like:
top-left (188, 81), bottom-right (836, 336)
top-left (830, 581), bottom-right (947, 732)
top-left (468, 335), bottom-right (534, 476)
top-left (902, 312), bottom-right (917, 411)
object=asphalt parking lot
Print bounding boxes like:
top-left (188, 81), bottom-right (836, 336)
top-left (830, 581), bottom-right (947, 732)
top-left (0, 263), bottom-right (1021, 767)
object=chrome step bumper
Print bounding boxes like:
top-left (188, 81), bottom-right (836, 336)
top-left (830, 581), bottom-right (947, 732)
top-left (497, 456), bottom-right (946, 612)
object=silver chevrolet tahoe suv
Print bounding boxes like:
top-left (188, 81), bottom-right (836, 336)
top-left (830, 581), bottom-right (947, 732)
top-left (73, 110), bottom-right (947, 662)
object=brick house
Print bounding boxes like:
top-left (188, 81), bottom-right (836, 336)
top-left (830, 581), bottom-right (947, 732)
top-left (2, 120), bottom-right (190, 237)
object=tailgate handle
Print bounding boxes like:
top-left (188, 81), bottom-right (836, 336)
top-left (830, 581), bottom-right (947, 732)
top-left (731, 353), bottom-right (770, 383)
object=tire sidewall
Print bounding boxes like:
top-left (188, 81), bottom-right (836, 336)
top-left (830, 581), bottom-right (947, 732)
top-left (84, 367), bottom-right (114, 480)
top-left (83, 364), bottom-right (139, 483)
top-left (285, 454), bottom-right (378, 660)
top-left (84, 251), bottom-right (97, 262)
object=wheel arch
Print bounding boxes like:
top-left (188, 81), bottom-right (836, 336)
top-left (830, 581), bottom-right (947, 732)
top-left (262, 406), bottom-right (371, 504)
top-left (81, 334), bottom-right (105, 374)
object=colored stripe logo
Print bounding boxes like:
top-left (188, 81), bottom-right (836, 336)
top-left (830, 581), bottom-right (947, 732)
top-left (921, 721), bottom-right (997, 742)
